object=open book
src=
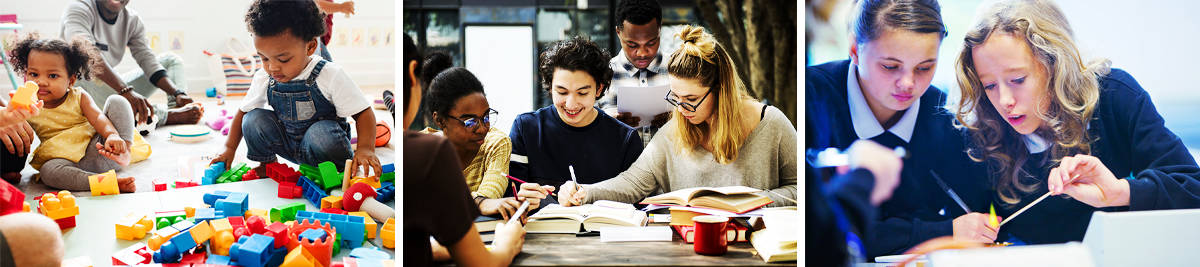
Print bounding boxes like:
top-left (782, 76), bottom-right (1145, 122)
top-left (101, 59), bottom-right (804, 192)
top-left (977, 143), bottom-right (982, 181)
top-left (525, 200), bottom-right (647, 233)
top-left (639, 186), bottom-right (773, 213)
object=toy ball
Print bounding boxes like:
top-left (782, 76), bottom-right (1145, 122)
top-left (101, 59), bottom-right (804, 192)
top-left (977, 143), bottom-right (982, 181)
top-left (375, 121), bottom-right (391, 147)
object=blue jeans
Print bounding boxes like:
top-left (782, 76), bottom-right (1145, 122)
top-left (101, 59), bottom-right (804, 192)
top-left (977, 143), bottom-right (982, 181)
top-left (242, 108), bottom-right (352, 168)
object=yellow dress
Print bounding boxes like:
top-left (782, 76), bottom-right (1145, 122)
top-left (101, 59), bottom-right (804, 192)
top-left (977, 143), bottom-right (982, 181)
top-left (26, 87), bottom-right (95, 170)
top-left (420, 127), bottom-right (512, 199)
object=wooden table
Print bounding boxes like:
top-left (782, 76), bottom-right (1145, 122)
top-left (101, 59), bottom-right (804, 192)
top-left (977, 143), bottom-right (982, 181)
top-left (507, 224), bottom-right (795, 266)
top-left (61, 179), bottom-right (394, 264)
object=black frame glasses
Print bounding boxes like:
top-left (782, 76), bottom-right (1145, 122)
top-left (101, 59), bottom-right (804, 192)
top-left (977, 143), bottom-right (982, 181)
top-left (664, 89), bottom-right (713, 112)
top-left (446, 108), bottom-right (499, 130)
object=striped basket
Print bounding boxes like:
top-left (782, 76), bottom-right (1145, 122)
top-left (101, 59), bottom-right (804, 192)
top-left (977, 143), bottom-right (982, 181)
top-left (219, 54), bottom-right (260, 96)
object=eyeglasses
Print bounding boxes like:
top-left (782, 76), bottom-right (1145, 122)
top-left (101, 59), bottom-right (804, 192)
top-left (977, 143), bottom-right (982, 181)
top-left (664, 89), bottom-right (712, 112)
top-left (446, 108), bottom-right (499, 130)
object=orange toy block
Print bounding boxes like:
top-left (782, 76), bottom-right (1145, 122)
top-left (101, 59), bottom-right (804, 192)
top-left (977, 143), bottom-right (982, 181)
top-left (189, 220), bottom-right (214, 244)
top-left (22, 202), bottom-right (30, 212)
top-left (280, 246), bottom-right (317, 267)
top-left (348, 211), bottom-right (376, 239)
top-left (349, 176), bottom-right (381, 189)
top-left (147, 227), bottom-right (180, 250)
top-left (210, 217), bottom-right (233, 233)
top-left (287, 219), bottom-right (336, 266)
top-left (10, 81), bottom-right (38, 110)
top-left (184, 204), bottom-right (210, 218)
top-left (88, 170), bottom-right (120, 196)
top-left (246, 208), bottom-right (269, 222)
top-left (114, 213), bottom-right (154, 240)
top-left (211, 230), bottom-right (236, 256)
top-left (320, 196), bottom-right (343, 210)
top-left (38, 191), bottom-right (79, 220)
top-left (381, 217), bottom-right (395, 249)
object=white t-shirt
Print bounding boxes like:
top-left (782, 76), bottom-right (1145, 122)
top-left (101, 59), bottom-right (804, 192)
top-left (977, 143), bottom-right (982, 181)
top-left (239, 56), bottom-right (371, 119)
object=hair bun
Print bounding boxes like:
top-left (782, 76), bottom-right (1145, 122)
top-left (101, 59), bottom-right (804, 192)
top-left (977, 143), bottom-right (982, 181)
top-left (676, 25), bottom-right (716, 63)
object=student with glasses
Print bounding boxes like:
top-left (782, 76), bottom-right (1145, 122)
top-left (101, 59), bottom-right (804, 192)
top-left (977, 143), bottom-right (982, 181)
top-left (507, 37), bottom-right (646, 208)
top-left (522, 26), bottom-right (797, 209)
top-left (420, 67), bottom-right (529, 220)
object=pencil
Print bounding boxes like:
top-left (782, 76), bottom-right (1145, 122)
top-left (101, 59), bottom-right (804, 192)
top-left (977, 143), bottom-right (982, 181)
top-left (501, 172), bottom-right (557, 197)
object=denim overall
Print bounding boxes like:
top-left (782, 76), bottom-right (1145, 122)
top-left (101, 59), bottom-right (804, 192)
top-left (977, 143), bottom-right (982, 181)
top-left (244, 59), bottom-right (352, 168)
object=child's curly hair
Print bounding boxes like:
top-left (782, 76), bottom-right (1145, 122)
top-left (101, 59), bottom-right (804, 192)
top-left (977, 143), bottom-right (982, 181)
top-left (245, 0), bottom-right (326, 41)
top-left (7, 32), bottom-right (100, 82)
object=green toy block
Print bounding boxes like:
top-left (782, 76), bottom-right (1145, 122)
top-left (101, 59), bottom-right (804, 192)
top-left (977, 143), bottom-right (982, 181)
top-left (317, 161), bottom-right (342, 190)
top-left (333, 233), bottom-right (341, 255)
top-left (269, 202), bottom-right (306, 223)
top-left (380, 172), bottom-right (394, 182)
top-left (299, 164), bottom-right (320, 180)
top-left (155, 211), bottom-right (187, 229)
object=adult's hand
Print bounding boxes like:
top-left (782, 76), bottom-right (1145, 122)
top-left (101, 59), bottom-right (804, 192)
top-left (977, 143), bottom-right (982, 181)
top-left (0, 121), bottom-right (35, 156)
top-left (122, 91), bottom-right (154, 124)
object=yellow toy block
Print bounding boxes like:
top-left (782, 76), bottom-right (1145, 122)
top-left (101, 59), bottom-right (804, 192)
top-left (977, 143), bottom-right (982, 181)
top-left (148, 227), bottom-right (180, 250)
top-left (22, 202), bottom-right (30, 212)
top-left (320, 196), bottom-right (343, 210)
top-left (10, 81), bottom-right (38, 110)
top-left (280, 246), bottom-right (316, 267)
top-left (349, 211), bottom-right (376, 239)
top-left (349, 176), bottom-right (381, 189)
top-left (38, 191), bottom-right (79, 220)
top-left (114, 213), bottom-right (154, 240)
top-left (210, 218), bottom-right (232, 233)
top-left (246, 208), bottom-right (269, 222)
top-left (211, 230), bottom-right (235, 256)
top-left (88, 170), bottom-right (120, 196)
top-left (189, 220), bottom-right (214, 244)
top-left (380, 217), bottom-right (395, 249)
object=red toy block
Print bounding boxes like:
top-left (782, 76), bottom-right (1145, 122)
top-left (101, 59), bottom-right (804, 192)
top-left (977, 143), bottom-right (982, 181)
top-left (242, 169), bottom-right (260, 181)
top-left (266, 162), bottom-right (301, 183)
top-left (319, 208), bottom-right (347, 215)
top-left (153, 178), bottom-right (168, 191)
top-left (179, 251), bottom-right (208, 265)
top-left (54, 216), bottom-right (77, 229)
top-left (287, 219), bottom-right (335, 267)
top-left (277, 183), bottom-right (303, 199)
top-left (175, 177), bottom-right (198, 188)
top-left (245, 215), bottom-right (267, 235)
top-left (0, 179), bottom-right (25, 216)
top-left (112, 243), bottom-right (152, 265)
top-left (265, 222), bottom-right (289, 248)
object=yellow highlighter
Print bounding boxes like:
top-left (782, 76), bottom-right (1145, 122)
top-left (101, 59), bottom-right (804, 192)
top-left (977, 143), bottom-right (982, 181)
top-left (989, 204), bottom-right (1001, 229)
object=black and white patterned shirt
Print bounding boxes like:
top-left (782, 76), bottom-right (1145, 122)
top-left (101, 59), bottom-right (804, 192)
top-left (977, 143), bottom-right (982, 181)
top-left (600, 49), bottom-right (670, 146)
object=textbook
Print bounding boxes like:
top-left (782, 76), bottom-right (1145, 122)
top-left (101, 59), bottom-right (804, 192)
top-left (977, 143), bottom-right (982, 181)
top-left (475, 215), bottom-right (502, 233)
top-left (525, 201), bottom-right (647, 233)
top-left (750, 227), bottom-right (797, 263)
top-left (639, 186), bottom-right (773, 213)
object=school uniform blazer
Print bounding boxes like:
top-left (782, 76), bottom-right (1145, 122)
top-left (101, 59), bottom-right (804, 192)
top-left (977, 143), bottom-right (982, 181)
top-left (806, 59), bottom-right (990, 257)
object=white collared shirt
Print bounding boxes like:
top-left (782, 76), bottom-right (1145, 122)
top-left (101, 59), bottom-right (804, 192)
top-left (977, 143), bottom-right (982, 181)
top-left (846, 63), bottom-right (920, 142)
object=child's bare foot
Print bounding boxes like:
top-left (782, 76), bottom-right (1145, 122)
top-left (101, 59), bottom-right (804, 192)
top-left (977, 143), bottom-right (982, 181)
top-left (253, 163), bottom-right (271, 179)
top-left (1, 172), bottom-right (21, 185)
top-left (117, 176), bottom-right (136, 192)
top-left (96, 143), bottom-right (131, 166)
top-left (165, 103), bottom-right (204, 125)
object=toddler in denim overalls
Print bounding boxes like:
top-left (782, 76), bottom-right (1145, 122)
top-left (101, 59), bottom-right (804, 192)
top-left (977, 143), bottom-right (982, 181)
top-left (241, 59), bottom-right (353, 168)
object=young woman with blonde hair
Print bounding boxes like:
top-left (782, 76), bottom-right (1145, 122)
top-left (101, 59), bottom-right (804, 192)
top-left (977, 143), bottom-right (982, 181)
top-left (955, 0), bottom-right (1200, 244)
top-left (519, 25), bottom-right (797, 208)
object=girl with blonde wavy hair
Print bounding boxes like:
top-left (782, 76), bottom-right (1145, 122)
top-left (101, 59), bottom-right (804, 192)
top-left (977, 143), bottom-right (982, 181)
top-left (955, 0), bottom-right (1200, 244)
top-left (546, 25), bottom-right (797, 209)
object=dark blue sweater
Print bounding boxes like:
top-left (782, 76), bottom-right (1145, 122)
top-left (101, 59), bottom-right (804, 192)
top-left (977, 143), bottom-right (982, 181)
top-left (806, 59), bottom-right (990, 257)
top-left (508, 105), bottom-right (644, 201)
top-left (994, 68), bottom-right (1200, 244)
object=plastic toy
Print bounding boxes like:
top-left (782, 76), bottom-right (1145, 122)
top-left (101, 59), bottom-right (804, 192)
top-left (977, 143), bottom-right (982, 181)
top-left (280, 246), bottom-right (317, 267)
top-left (295, 210), bottom-right (365, 249)
top-left (243, 169), bottom-right (261, 181)
top-left (206, 254), bottom-right (233, 265)
top-left (375, 121), bottom-right (391, 147)
top-left (175, 177), bottom-right (198, 188)
top-left (204, 162), bottom-right (226, 185)
top-left (211, 217), bottom-right (233, 233)
top-left (36, 191), bottom-right (79, 229)
top-left (153, 178), bottom-right (168, 191)
top-left (9, 81), bottom-right (38, 111)
top-left (179, 251), bottom-right (208, 265)
top-left (348, 211), bottom-right (377, 239)
top-left (321, 195), bottom-right (343, 210)
top-left (343, 182), bottom-right (394, 223)
top-left (270, 202), bottom-right (306, 223)
top-left (265, 222), bottom-right (289, 248)
top-left (318, 161), bottom-right (342, 190)
top-left (278, 182), bottom-right (303, 199)
top-left (287, 219), bottom-right (335, 267)
top-left (88, 170), bottom-right (120, 196)
top-left (246, 215), bottom-right (268, 235)
top-left (265, 162), bottom-right (301, 183)
top-left (230, 234), bottom-right (274, 267)
top-left (154, 210), bottom-right (187, 229)
top-left (299, 164), bottom-right (320, 180)
top-left (169, 125), bottom-right (213, 143)
top-left (206, 109), bottom-right (234, 136)
top-left (111, 243), bottom-right (152, 265)
top-left (299, 176), bottom-right (329, 207)
top-left (349, 247), bottom-right (391, 260)
top-left (211, 230), bottom-right (236, 256)
top-left (115, 213), bottom-right (155, 240)
top-left (147, 227), bottom-right (180, 250)
top-left (375, 182), bottom-right (394, 203)
top-left (203, 190), bottom-right (249, 217)
top-left (380, 218), bottom-right (395, 249)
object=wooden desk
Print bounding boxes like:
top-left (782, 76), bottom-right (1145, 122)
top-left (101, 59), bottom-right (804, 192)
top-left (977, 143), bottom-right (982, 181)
top-left (61, 179), bottom-right (395, 263)
top-left (508, 225), bottom-right (795, 266)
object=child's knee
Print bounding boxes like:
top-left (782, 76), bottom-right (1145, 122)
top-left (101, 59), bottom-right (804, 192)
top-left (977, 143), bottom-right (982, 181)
top-left (241, 109), bottom-right (277, 134)
top-left (304, 121), bottom-right (352, 157)
top-left (0, 213), bottom-right (65, 266)
top-left (104, 95), bottom-right (132, 112)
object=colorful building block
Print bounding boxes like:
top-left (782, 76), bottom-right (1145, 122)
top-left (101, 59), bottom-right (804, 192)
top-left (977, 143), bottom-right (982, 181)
top-left (320, 208), bottom-right (348, 215)
top-left (348, 176), bottom-right (381, 189)
top-left (153, 178), bottom-right (168, 191)
top-left (219, 163), bottom-right (251, 184)
top-left (349, 247), bottom-right (391, 260)
top-left (381, 163), bottom-right (394, 174)
top-left (179, 251), bottom-right (208, 265)
top-left (153, 229), bottom-right (196, 263)
top-left (280, 246), bottom-right (316, 267)
top-left (242, 169), bottom-right (261, 181)
top-left (299, 228), bottom-right (328, 243)
top-left (288, 219), bottom-right (335, 267)
top-left (51, 216), bottom-right (76, 230)
top-left (175, 177), bottom-right (198, 188)
top-left (115, 213), bottom-right (154, 240)
top-left (154, 210), bottom-right (187, 229)
top-left (265, 222), bottom-right (289, 248)
top-left (348, 211), bottom-right (376, 239)
top-left (36, 191), bottom-right (79, 220)
top-left (318, 161), bottom-right (342, 190)
top-left (9, 81), bottom-right (38, 110)
top-left (204, 162), bottom-right (226, 185)
top-left (375, 182), bottom-right (394, 203)
top-left (246, 208), bottom-right (269, 222)
top-left (88, 170), bottom-right (120, 196)
top-left (299, 164), bottom-right (320, 181)
top-left (188, 220), bottom-right (214, 244)
top-left (266, 162), bottom-right (301, 183)
top-left (381, 218), bottom-right (395, 249)
top-left (230, 234), bottom-right (274, 267)
top-left (268, 244), bottom-right (288, 267)
top-left (298, 176), bottom-right (329, 207)
top-left (206, 254), bottom-right (233, 265)
top-left (203, 190), bottom-right (249, 217)
top-left (321, 195), bottom-right (343, 210)
top-left (211, 230), bottom-right (236, 256)
top-left (246, 215), bottom-right (268, 235)
top-left (210, 217), bottom-right (233, 233)
top-left (380, 163), bottom-right (395, 183)
top-left (111, 243), bottom-right (152, 265)
top-left (147, 227), bottom-right (180, 250)
top-left (295, 210), bottom-right (365, 249)
top-left (270, 202), bottom-right (306, 223)
top-left (278, 182), bottom-right (303, 199)
top-left (183, 204), bottom-right (210, 218)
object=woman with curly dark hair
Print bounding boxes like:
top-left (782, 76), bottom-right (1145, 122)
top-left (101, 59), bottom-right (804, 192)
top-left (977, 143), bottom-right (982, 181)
top-left (506, 36), bottom-right (645, 206)
top-left (4, 32), bottom-right (137, 192)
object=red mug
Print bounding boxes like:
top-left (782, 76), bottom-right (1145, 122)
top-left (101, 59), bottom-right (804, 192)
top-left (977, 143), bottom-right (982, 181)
top-left (693, 215), bottom-right (738, 255)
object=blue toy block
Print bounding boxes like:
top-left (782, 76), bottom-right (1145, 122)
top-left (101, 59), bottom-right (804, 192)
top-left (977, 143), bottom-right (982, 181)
top-left (206, 254), bottom-right (232, 265)
top-left (299, 228), bottom-right (327, 242)
top-left (298, 176), bottom-right (328, 207)
top-left (230, 234), bottom-right (273, 267)
top-left (204, 190), bottom-right (249, 217)
top-left (267, 244), bottom-right (287, 267)
top-left (350, 247), bottom-right (392, 260)
top-left (375, 182), bottom-right (395, 203)
top-left (194, 207), bottom-right (226, 222)
top-left (170, 230), bottom-right (197, 251)
top-left (204, 162), bottom-right (226, 185)
top-left (153, 230), bottom-right (196, 263)
top-left (381, 163), bottom-right (394, 173)
top-left (295, 210), bottom-right (365, 249)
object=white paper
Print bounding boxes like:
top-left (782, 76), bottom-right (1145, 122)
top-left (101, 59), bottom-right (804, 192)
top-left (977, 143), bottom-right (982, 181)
top-left (616, 85), bottom-right (673, 127)
top-left (597, 226), bottom-right (673, 242)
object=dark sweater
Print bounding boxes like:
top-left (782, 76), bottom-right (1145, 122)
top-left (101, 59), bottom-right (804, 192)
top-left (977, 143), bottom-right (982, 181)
top-left (806, 59), bottom-right (990, 257)
top-left (994, 68), bottom-right (1200, 244)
